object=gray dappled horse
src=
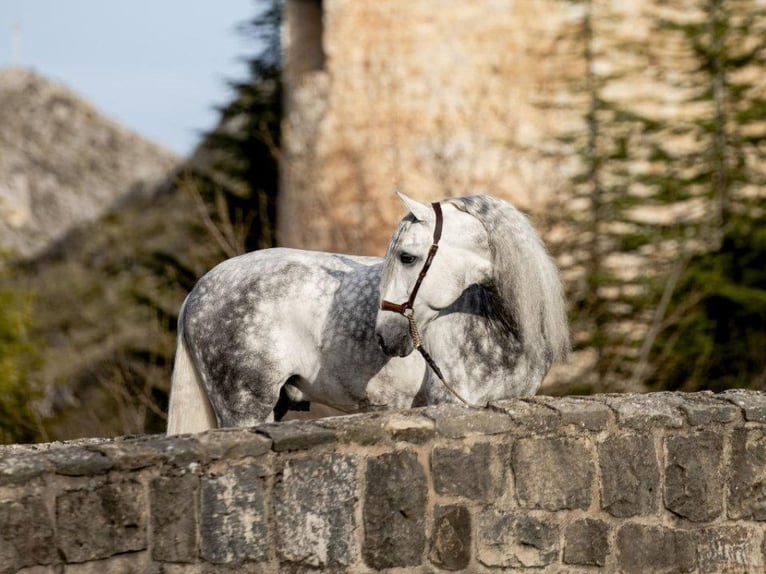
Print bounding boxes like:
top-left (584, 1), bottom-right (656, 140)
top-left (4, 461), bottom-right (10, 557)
top-left (167, 194), bottom-right (569, 434)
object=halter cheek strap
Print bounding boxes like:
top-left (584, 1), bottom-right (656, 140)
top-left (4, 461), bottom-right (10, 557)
top-left (379, 202), bottom-right (471, 406)
top-left (380, 202), bottom-right (443, 315)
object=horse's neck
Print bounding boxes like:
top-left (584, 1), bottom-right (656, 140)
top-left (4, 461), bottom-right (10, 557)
top-left (422, 285), bottom-right (538, 401)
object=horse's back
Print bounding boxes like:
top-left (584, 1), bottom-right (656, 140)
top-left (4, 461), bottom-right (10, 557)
top-left (179, 248), bottom-right (382, 425)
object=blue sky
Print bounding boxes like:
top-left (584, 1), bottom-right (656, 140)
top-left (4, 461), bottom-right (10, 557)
top-left (0, 0), bottom-right (256, 155)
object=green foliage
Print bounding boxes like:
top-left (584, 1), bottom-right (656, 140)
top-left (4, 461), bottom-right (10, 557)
top-left (205, 0), bottom-right (283, 251)
top-left (0, 261), bottom-right (42, 443)
top-left (5, 0), bottom-right (285, 441)
top-left (648, 216), bottom-right (766, 391)
top-left (546, 0), bottom-right (765, 392)
top-left (644, 0), bottom-right (766, 392)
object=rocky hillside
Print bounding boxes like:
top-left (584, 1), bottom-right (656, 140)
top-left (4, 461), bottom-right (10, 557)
top-left (0, 68), bottom-right (178, 257)
top-left (0, 60), bottom-right (280, 441)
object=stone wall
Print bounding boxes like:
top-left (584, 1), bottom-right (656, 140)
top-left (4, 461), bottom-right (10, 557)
top-left (2, 390), bottom-right (766, 573)
top-left (280, 0), bottom-right (583, 254)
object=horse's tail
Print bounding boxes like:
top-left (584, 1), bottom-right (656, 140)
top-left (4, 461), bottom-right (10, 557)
top-left (166, 300), bottom-right (217, 435)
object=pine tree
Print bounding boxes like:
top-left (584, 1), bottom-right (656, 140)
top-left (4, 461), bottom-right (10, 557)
top-left (201, 0), bottom-right (283, 251)
top-left (544, 0), bottom-right (664, 391)
top-left (645, 0), bottom-right (766, 391)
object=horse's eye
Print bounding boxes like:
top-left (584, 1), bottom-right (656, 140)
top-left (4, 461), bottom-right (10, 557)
top-left (399, 253), bottom-right (417, 265)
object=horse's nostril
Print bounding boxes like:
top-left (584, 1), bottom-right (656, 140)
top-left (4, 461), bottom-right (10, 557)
top-left (376, 332), bottom-right (386, 350)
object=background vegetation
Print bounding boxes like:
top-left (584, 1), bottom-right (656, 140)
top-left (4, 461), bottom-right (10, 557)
top-left (0, 0), bottom-right (763, 442)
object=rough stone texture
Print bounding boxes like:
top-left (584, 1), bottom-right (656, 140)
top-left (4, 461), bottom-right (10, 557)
top-left (423, 404), bottom-right (514, 438)
top-left (196, 428), bottom-right (272, 460)
top-left (56, 480), bottom-right (147, 563)
top-left (381, 412), bottom-right (436, 443)
top-left (696, 526), bottom-right (764, 574)
top-left (431, 443), bottom-right (492, 500)
top-left (478, 509), bottom-right (558, 568)
top-left (722, 389), bottom-right (766, 423)
top-left (429, 505), bottom-right (471, 571)
top-left (664, 431), bottom-right (724, 522)
top-left (0, 496), bottom-right (56, 574)
top-left (45, 447), bottom-right (112, 476)
top-left (678, 392), bottom-right (741, 426)
top-left (150, 474), bottom-right (198, 563)
top-left (531, 396), bottom-right (613, 432)
top-left (274, 454), bottom-right (358, 568)
top-left (362, 450), bottom-right (427, 569)
top-left (1, 391), bottom-right (766, 573)
top-left (0, 453), bottom-right (50, 486)
top-left (200, 465), bottom-right (269, 565)
top-left (605, 393), bottom-right (686, 430)
top-left (616, 523), bottom-right (696, 574)
top-left (257, 421), bottom-right (336, 452)
top-left (728, 428), bottom-right (766, 521)
top-left (491, 400), bottom-right (559, 434)
top-left (0, 68), bottom-right (177, 257)
top-left (599, 434), bottom-right (660, 517)
top-left (512, 437), bottom-right (594, 510)
top-left (280, 0), bottom-right (603, 257)
top-left (563, 518), bottom-right (610, 566)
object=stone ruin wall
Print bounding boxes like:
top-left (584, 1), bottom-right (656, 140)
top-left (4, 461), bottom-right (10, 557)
top-left (2, 390), bottom-right (766, 573)
top-left (278, 0), bottom-right (688, 391)
top-left (279, 0), bottom-right (660, 256)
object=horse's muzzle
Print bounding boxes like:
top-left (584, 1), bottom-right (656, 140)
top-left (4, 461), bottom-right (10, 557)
top-left (375, 316), bottom-right (414, 357)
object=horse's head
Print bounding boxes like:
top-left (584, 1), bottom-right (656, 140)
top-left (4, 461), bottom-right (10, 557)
top-left (375, 193), bottom-right (493, 357)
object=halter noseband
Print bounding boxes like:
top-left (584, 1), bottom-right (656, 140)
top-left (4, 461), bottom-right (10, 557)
top-left (380, 202), bottom-right (444, 315)
top-left (379, 202), bottom-right (471, 406)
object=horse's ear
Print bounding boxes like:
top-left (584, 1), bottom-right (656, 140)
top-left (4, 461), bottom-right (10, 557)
top-left (396, 191), bottom-right (433, 222)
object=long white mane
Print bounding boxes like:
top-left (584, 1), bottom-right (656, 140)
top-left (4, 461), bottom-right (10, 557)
top-left (446, 195), bottom-right (570, 365)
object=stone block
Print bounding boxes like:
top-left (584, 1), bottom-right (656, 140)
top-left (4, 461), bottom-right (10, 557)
top-left (56, 480), bottom-right (147, 563)
top-left (431, 443), bottom-right (492, 500)
top-left (530, 395), bottom-right (613, 432)
top-left (678, 392), bottom-right (740, 426)
top-left (512, 437), bottom-right (594, 510)
top-left (62, 554), bottom-right (160, 573)
top-left (0, 452), bottom-right (50, 486)
top-left (477, 509), bottom-right (558, 568)
top-left (664, 431), bottom-right (724, 522)
top-left (143, 436), bottom-right (204, 467)
top-left (489, 399), bottom-right (559, 434)
top-left (616, 523), bottom-right (695, 574)
top-left (382, 412), bottom-right (435, 443)
top-left (599, 434), bottom-right (660, 517)
top-left (257, 421), bottom-right (336, 452)
top-left (423, 404), bottom-right (514, 438)
top-left (197, 428), bottom-right (272, 460)
top-left (429, 505), bottom-right (471, 571)
top-left (606, 393), bottom-right (685, 430)
top-left (150, 474), bottom-right (199, 563)
top-left (200, 465), bottom-right (269, 564)
top-left (274, 453), bottom-right (358, 568)
top-left (315, 412), bottom-right (390, 445)
top-left (721, 389), bottom-right (766, 423)
top-left (563, 518), bottom-right (610, 566)
top-left (728, 428), bottom-right (766, 521)
top-left (0, 496), bottom-right (56, 573)
top-left (362, 450), bottom-right (427, 569)
top-left (696, 525), bottom-right (764, 574)
top-left (46, 447), bottom-right (112, 476)
top-left (16, 567), bottom-right (62, 574)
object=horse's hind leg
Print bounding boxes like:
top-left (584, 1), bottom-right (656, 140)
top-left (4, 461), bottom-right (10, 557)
top-left (273, 377), bottom-right (311, 421)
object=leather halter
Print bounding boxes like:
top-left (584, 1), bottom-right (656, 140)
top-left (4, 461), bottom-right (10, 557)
top-left (380, 202), bottom-right (444, 315)
top-left (379, 203), bottom-right (471, 406)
